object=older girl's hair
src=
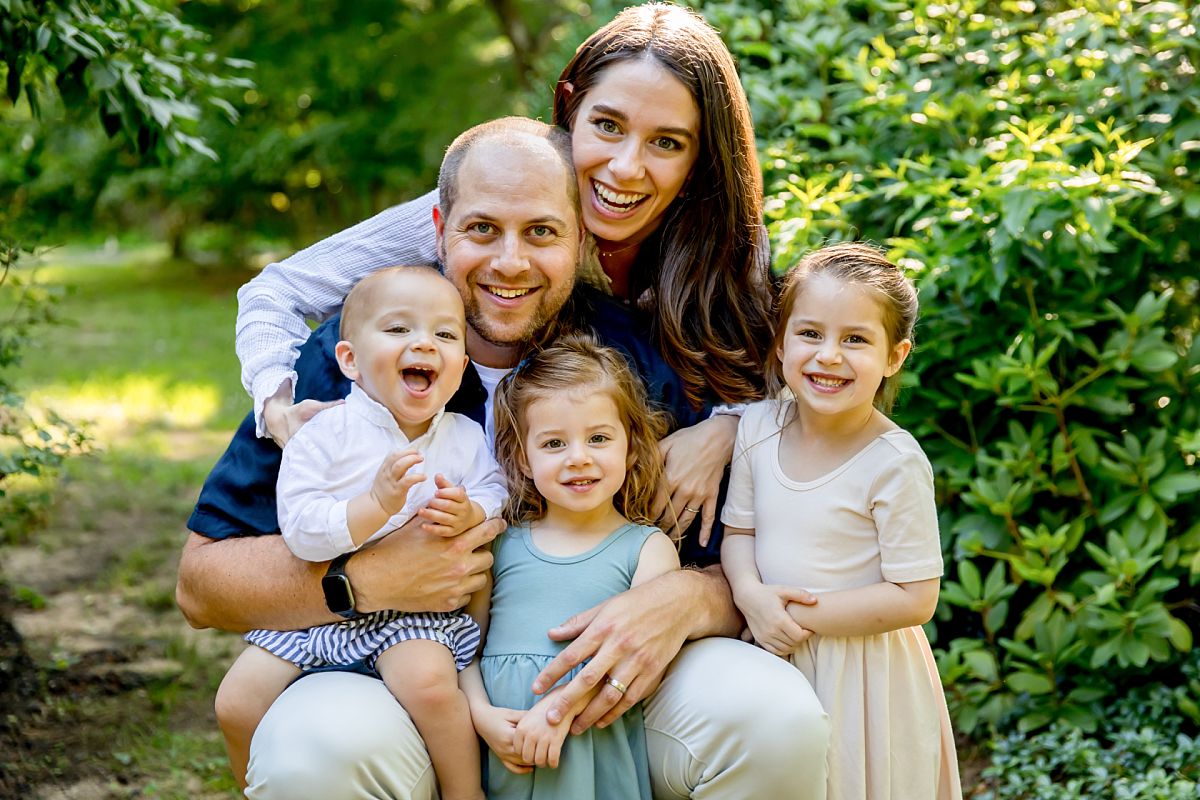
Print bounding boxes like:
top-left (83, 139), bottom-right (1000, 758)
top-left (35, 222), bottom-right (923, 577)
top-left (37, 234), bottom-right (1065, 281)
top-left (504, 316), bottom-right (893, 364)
top-left (553, 3), bottom-right (773, 409)
top-left (493, 333), bottom-right (668, 526)
top-left (768, 242), bottom-right (918, 413)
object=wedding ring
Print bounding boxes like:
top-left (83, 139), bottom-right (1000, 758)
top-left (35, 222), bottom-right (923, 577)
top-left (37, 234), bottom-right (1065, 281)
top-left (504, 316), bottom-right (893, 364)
top-left (683, 506), bottom-right (701, 514)
top-left (606, 676), bottom-right (628, 695)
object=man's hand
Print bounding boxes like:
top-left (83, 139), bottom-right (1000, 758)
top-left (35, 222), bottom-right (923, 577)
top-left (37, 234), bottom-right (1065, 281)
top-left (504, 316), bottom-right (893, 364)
top-left (350, 514), bottom-right (504, 614)
top-left (262, 386), bottom-right (342, 447)
top-left (531, 574), bottom-right (694, 734)
top-left (733, 581), bottom-right (817, 657)
top-left (369, 449), bottom-right (425, 517)
top-left (416, 474), bottom-right (486, 536)
top-left (656, 414), bottom-right (738, 546)
top-left (472, 704), bottom-right (533, 775)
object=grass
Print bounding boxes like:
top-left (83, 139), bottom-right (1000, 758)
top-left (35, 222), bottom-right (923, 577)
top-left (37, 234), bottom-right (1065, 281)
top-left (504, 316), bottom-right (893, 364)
top-left (3, 244), bottom-right (254, 798)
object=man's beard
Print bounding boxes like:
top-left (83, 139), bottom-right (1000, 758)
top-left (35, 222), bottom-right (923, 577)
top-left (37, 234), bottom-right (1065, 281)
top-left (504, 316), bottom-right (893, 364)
top-left (463, 277), bottom-right (575, 347)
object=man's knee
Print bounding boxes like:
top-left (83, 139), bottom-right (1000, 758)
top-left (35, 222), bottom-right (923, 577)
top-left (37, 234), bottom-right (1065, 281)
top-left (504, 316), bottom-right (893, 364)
top-left (246, 672), bottom-right (435, 800)
top-left (645, 638), bottom-right (830, 798)
top-left (703, 641), bottom-right (827, 755)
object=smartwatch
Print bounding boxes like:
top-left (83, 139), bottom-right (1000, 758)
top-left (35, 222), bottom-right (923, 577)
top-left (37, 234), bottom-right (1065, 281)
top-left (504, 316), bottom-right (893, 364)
top-left (321, 552), bottom-right (359, 619)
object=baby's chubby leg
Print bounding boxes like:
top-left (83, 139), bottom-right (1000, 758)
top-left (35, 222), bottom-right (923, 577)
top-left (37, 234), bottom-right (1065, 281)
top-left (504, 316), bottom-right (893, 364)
top-left (215, 645), bottom-right (302, 790)
top-left (377, 639), bottom-right (484, 800)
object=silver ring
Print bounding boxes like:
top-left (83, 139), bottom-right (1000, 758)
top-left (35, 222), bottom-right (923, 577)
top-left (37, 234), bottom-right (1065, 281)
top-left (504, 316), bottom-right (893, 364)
top-left (606, 676), bottom-right (628, 694)
top-left (683, 506), bottom-right (701, 514)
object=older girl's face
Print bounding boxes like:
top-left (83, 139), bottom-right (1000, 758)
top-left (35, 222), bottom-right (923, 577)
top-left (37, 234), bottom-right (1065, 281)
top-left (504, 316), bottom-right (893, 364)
top-left (570, 57), bottom-right (700, 247)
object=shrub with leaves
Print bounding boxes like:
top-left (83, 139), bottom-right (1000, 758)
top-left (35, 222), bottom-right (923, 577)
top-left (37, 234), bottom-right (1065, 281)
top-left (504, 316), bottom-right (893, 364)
top-left (702, 0), bottom-right (1200, 733)
top-left (0, 241), bottom-right (89, 540)
top-left (978, 650), bottom-right (1200, 798)
top-left (0, 0), bottom-right (248, 514)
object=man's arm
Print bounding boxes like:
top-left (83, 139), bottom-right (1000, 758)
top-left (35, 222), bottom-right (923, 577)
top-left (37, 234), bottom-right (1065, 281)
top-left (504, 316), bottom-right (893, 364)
top-left (176, 515), bottom-right (505, 633)
top-left (176, 531), bottom-right (330, 632)
top-left (238, 190), bottom-right (440, 436)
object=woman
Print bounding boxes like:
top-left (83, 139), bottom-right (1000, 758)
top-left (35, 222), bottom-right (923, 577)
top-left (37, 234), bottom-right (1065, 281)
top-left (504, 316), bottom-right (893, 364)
top-left (237, 3), bottom-right (774, 541)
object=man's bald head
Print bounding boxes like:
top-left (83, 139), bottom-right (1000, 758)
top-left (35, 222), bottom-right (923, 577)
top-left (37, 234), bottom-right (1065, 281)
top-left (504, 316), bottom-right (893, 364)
top-left (437, 117), bottom-right (578, 225)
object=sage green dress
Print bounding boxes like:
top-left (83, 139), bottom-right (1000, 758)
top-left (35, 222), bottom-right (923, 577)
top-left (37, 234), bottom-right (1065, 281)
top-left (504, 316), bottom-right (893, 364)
top-left (481, 522), bottom-right (655, 800)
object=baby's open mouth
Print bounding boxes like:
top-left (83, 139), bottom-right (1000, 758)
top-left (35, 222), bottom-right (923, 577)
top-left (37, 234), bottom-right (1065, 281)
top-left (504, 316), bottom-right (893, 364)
top-left (402, 367), bottom-right (435, 392)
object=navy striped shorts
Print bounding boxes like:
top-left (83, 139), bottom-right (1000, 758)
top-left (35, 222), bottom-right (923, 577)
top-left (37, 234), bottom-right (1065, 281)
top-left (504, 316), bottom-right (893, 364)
top-left (245, 610), bottom-right (480, 672)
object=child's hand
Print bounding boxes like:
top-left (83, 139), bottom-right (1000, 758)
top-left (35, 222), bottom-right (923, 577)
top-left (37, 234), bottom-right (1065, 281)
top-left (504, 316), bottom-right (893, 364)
top-left (736, 582), bottom-right (816, 657)
top-left (370, 449), bottom-right (425, 517)
top-left (513, 693), bottom-right (575, 768)
top-left (473, 704), bottom-right (532, 775)
top-left (416, 474), bottom-right (486, 537)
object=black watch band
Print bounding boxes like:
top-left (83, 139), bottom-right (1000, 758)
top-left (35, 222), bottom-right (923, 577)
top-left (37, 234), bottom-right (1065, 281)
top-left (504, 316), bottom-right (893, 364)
top-left (321, 552), bottom-right (359, 619)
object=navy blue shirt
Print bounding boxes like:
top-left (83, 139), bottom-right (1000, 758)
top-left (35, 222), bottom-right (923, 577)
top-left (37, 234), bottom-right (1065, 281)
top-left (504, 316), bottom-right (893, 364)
top-left (189, 286), bottom-right (727, 566)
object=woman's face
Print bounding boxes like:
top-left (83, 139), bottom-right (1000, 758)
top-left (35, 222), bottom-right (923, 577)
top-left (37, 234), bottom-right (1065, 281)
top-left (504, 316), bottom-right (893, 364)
top-left (570, 57), bottom-right (700, 246)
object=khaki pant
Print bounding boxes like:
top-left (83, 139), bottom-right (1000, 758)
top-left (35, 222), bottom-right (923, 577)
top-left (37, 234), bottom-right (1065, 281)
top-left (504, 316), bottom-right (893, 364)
top-left (246, 637), bottom-right (830, 800)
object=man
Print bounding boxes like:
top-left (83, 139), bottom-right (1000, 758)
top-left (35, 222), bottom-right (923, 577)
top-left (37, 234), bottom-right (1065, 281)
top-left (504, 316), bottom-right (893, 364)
top-left (177, 117), bottom-right (829, 799)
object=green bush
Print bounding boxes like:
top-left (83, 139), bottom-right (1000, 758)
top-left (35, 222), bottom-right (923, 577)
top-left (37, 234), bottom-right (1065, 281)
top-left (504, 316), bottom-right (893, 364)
top-left (979, 650), bottom-right (1200, 798)
top-left (1, 0), bottom-right (246, 518)
top-left (704, 0), bottom-right (1200, 733)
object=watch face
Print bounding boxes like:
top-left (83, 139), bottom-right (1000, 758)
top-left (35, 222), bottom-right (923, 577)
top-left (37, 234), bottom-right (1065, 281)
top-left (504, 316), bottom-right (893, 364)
top-left (321, 574), bottom-right (355, 614)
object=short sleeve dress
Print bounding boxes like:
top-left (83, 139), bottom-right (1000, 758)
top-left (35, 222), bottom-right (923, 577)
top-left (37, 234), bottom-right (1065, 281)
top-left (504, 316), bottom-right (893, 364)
top-left (481, 522), bottom-right (655, 800)
top-left (721, 399), bottom-right (962, 800)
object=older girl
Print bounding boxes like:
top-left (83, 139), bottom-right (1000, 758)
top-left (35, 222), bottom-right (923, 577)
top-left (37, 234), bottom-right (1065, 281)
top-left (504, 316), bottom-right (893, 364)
top-left (722, 243), bottom-right (961, 800)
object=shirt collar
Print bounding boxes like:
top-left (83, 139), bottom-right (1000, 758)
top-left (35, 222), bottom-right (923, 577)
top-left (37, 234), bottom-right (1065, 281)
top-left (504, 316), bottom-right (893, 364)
top-left (346, 383), bottom-right (444, 445)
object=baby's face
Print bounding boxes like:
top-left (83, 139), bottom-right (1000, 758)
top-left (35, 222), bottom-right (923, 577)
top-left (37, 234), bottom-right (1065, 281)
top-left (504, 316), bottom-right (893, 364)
top-left (341, 270), bottom-right (470, 439)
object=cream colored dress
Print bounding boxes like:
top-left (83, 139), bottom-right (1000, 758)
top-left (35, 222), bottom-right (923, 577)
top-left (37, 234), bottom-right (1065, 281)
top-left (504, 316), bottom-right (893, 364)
top-left (721, 400), bottom-right (962, 800)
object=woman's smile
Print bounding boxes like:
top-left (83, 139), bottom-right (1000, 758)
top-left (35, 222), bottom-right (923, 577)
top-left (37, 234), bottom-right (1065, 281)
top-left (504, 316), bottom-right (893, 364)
top-left (571, 57), bottom-right (699, 247)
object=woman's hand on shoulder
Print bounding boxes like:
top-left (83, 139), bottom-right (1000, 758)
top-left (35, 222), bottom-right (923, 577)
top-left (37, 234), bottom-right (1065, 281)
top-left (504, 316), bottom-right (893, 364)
top-left (263, 383), bottom-right (343, 447)
top-left (657, 413), bottom-right (740, 545)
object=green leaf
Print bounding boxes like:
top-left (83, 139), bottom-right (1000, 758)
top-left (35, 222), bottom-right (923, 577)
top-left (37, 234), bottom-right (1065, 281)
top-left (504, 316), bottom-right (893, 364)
top-left (1167, 617), bottom-right (1192, 651)
top-left (86, 61), bottom-right (119, 92)
top-left (1001, 188), bottom-right (1038, 238)
top-left (985, 601), bottom-right (1008, 633)
top-left (1007, 671), bottom-right (1055, 695)
top-left (958, 559), bottom-right (982, 599)
top-left (1155, 472), bottom-right (1200, 497)
top-left (963, 649), bottom-right (999, 682)
top-left (1130, 348), bottom-right (1178, 373)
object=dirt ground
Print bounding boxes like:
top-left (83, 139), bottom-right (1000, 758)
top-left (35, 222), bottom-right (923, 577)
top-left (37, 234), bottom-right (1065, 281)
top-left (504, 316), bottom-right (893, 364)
top-left (1, 437), bottom-right (242, 799)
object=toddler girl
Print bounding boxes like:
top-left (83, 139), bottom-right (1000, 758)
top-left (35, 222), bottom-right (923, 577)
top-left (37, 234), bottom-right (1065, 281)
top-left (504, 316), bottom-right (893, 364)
top-left (721, 243), bottom-right (961, 800)
top-left (460, 333), bottom-right (681, 800)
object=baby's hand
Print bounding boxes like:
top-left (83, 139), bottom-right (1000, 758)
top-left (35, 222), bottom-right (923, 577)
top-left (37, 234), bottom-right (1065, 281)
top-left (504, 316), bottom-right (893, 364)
top-left (737, 582), bottom-right (816, 658)
top-left (417, 474), bottom-right (486, 537)
top-left (370, 449), bottom-right (425, 517)
top-left (473, 705), bottom-right (532, 775)
top-left (513, 694), bottom-right (574, 769)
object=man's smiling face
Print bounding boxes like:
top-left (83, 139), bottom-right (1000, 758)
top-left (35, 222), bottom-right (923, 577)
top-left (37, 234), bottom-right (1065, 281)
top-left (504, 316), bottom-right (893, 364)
top-left (435, 135), bottom-right (581, 368)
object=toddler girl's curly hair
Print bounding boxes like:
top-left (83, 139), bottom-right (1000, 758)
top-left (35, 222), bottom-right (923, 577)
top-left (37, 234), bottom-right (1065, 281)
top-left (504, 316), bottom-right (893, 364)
top-left (493, 332), bottom-right (668, 527)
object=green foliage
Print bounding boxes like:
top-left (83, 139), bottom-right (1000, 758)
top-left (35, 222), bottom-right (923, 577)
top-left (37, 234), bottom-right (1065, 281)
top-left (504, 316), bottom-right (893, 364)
top-left (3, 0), bottom-right (619, 260)
top-left (710, 0), bottom-right (1200, 733)
top-left (0, 0), bottom-right (250, 163)
top-left (0, 243), bottom-right (90, 506)
top-left (1, 1), bottom-right (246, 521)
top-left (979, 650), bottom-right (1200, 798)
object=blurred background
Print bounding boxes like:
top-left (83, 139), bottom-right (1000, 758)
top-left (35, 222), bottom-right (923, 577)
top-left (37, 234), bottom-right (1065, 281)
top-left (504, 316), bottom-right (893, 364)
top-left (1, 1), bottom-right (1197, 797)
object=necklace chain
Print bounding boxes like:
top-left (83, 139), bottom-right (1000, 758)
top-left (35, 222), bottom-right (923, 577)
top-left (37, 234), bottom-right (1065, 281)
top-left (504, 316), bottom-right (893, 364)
top-left (598, 240), bottom-right (638, 258)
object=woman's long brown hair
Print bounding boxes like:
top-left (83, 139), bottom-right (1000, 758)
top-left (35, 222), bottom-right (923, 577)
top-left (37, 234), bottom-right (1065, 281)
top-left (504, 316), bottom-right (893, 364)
top-left (554, 3), bottom-right (774, 408)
